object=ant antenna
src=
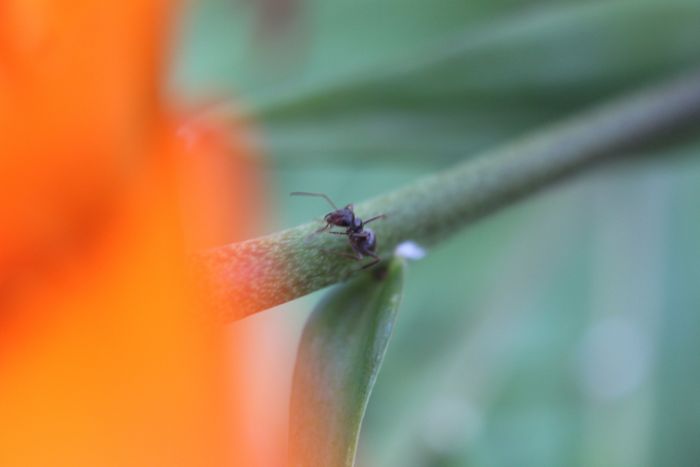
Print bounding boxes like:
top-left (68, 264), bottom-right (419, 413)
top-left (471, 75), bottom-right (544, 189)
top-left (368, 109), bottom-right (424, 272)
top-left (290, 191), bottom-right (338, 210)
top-left (362, 214), bottom-right (386, 226)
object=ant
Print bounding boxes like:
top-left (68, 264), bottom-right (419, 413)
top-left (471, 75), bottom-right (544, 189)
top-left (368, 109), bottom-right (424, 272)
top-left (291, 192), bottom-right (386, 269)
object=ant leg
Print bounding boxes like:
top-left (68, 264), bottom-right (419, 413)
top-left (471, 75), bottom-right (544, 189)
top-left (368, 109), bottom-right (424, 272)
top-left (362, 214), bottom-right (386, 225)
top-left (328, 231), bottom-right (349, 236)
top-left (314, 223), bottom-right (331, 234)
top-left (303, 223), bottom-right (331, 243)
top-left (321, 238), bottom-right (367, 263)
top-left (360, 252), bottom-right (381, 270)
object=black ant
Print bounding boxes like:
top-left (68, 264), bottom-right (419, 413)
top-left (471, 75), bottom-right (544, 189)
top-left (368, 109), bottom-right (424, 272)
top-left (291, 192), bottom-right (386, 269)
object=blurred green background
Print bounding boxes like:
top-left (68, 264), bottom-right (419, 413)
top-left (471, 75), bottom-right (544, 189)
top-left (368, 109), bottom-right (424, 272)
top-left (172, 1), bottom-right (700, 466)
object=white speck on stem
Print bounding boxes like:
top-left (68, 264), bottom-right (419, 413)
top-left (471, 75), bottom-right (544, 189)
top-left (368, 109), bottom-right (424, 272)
top-left (394, 241), bottom-right (426, 260)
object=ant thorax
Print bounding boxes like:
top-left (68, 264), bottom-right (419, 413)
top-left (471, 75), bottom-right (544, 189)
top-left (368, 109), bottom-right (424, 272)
top-left (350, 217), bottom-right (363, 232)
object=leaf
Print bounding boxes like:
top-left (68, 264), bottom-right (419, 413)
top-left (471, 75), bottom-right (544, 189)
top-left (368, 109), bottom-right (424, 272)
top-left (289, 258), bottom-right (405, 467)
top-left (176, 0), bottom-right (700, 168)
top-left (258, 0), bottom-right (700, 167)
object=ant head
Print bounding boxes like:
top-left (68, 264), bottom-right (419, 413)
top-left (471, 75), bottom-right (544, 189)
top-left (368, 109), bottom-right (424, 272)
top-left (324, 208), bottom-right (354, 227)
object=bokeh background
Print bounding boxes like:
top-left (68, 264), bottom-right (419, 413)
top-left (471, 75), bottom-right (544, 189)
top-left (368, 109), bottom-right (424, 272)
top-left (172, 1), bottom-right (700, 466)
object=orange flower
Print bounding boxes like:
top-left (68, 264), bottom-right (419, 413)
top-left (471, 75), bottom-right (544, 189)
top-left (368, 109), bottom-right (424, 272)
top-left (0, 2), bottom-right (270, 465)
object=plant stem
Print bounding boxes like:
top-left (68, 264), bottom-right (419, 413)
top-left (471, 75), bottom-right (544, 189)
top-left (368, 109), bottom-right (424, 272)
top-left (198, 69), bottom-right (700, 321)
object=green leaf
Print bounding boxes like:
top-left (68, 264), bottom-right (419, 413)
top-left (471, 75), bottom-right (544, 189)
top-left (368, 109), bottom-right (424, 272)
top-left (289, 258), bottom-right (405, 467)
top-left (175, 0), bottom-right (700, 168)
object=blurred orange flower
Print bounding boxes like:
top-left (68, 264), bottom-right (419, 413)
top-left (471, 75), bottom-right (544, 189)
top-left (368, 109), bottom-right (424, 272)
top-left (0, 1), bottom-right (269, 465)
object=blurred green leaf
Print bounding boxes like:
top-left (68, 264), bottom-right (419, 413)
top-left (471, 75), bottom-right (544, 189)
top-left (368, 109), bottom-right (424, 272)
top-left (176, 0), bottom-right (700, 168)
top-left (258, 0), bottom-right (700, 167)
top-left (289, 258), bottom-right (405, 467)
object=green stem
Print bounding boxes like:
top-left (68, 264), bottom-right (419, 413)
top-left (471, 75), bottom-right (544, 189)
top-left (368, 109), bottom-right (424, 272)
top-left (198, 69), bottom-right (700, 321)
